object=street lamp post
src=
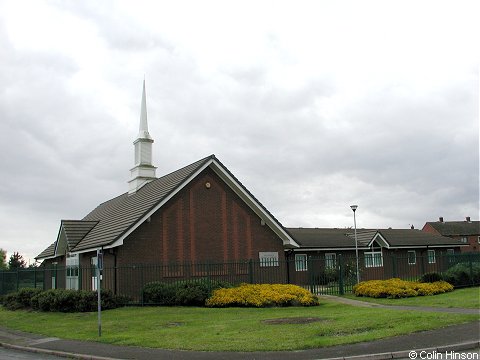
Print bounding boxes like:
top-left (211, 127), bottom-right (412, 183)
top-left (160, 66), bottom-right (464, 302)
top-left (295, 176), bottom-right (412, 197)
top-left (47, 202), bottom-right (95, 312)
top-left (350, 205), bottom-right (360, 284)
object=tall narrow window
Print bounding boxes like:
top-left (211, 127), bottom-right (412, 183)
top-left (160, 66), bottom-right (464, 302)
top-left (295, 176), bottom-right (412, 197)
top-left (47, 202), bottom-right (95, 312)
top-left (408, 250), bottom-right (416, 265)
top-left (91, 256), bottom-right (98, 291)
top-left (295, 254), bottom-right (307, 271)
top-left (427, 250), bottom-right (436, 264)
top-left (325, 253), bottom-right (336, 268)
top-left (66, 254), bottom-right (79, 290)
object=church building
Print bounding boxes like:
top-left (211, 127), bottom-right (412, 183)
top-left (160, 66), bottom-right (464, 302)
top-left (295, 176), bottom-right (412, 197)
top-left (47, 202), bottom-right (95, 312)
top-left (36, 81), bottom-right (299, 291)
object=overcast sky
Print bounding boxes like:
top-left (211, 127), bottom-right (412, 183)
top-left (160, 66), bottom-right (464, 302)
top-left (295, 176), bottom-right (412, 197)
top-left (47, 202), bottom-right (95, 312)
top-left (0, 0), bottom-right (478, 263)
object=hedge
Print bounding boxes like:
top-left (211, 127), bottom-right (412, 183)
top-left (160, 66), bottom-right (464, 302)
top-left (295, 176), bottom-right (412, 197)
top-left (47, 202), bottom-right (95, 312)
top-left (353, 278), bottom-right (454, 298)
top-left (1, 288), bottom-right (129, 312)
top-left (142, 279), bottom-right (233, 306)
top-left (206, 284), bottom-right (319, 307)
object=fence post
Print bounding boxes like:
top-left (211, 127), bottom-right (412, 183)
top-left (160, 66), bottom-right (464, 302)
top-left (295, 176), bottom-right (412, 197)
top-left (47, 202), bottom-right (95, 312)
top-left (392, 255), bottom-right (397, 278)
top-left (468, 253), bottom-right (474, 286)
top-left (248, 259), bottom-right (254, 284)
top-left (338, 254), bottom-right (344, 295)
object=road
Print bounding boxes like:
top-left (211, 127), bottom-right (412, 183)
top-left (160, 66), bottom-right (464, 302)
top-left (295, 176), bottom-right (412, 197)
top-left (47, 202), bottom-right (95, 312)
top-left (0, 347), bottom-right (65, 360)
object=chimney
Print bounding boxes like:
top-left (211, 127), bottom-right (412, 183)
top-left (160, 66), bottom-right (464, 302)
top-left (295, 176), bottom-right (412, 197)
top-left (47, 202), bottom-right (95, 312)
top-left (466, 216), bottom-right (471, 222)
top-left (410, 224), bottom-right (414, 229)
top-left (439, 217), bottom-right (444, 222)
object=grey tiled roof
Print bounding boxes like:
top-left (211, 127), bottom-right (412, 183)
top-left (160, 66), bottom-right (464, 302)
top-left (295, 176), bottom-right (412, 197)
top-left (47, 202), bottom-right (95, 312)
top-left (425, 221), bottom-right (480, 236)
top-left (376, 229), bottom-right (464, 247)
top-left (287, 228), bottom-right (375, 249)
top-left (36, 242), bottom-right (56, 259)
top-left (73, 155), bottom-right (213, 252)
top-left (288, 228), bottom-right (464, 250)
top-left (61, 220), bottom-right (98, 250)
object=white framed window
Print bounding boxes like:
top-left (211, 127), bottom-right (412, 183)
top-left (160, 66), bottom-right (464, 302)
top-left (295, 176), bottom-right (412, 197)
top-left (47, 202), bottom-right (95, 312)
top-left (66, 254), bottom-right (79, 290)
top-left (408, 251), bottom-right (416, 265)
top-left (477, 236), bottom-right (480, 244)
top-left (427, 250), bottom-right (436, 264)
top-left (325, 253), bottom-right (336, 269)
top-left (259, 252), bottom-right (279, 267)
top-left (295, 254), bottom-right (307, 271)
top-left (446, 249), bottom-right (454, 255)
top-left (364, 250), bottom-right (383, 268)
top-left (91, 256), bottom-right (98, 291)
top-left (460, 237), bottom-right (468, 243)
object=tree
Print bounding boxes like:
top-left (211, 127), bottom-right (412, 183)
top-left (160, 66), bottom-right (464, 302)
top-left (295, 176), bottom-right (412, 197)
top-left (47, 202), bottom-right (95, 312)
top-left (0, 248), bottom-right (7, 270)
top-left (8, 252), bottom-right (27, 269)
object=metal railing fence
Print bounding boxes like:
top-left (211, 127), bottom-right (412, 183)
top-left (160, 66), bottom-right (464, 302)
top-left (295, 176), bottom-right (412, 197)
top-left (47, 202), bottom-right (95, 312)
top-left (1, 252), bottom-right (478, 303)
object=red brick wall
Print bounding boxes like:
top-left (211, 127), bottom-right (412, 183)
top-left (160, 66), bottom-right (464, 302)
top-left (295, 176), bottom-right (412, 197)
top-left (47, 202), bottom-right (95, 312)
top-left (116, 167), bottom-right (285, 266)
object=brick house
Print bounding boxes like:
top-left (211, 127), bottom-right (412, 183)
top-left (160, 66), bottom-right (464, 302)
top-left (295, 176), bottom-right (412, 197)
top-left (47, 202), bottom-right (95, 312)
top-left (286, 228), bottom-right (466, 282)
top-left (422, 217), bottom-right (480, 253)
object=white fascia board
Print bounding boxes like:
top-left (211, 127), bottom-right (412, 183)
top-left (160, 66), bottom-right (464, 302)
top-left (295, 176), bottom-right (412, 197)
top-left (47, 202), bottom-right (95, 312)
top-left (105, 159), bottom-right (216, 251)
top-left (369, 232), bottom-right (390, 248)
top-left (388, 244), bottom-right (467, 249)
top-left (289, 247), bottom-right (370, 252)
top-left (209, 159), bottom-right (300, 248)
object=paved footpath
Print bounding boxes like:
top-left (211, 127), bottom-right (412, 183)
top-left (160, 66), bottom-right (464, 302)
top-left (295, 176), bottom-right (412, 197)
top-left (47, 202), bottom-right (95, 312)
top-left (1, 299), bottom-right (479, 360)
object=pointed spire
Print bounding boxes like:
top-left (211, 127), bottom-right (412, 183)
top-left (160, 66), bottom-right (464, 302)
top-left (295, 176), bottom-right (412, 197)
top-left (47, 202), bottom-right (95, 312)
top-left (137, 79), bottom-right (152, 140)
top-left (128, 79), bottom-right (157, 194)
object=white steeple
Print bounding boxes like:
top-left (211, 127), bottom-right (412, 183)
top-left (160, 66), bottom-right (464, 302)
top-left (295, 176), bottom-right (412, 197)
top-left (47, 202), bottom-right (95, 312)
top-left (128, 80), bottom-right (157, 194)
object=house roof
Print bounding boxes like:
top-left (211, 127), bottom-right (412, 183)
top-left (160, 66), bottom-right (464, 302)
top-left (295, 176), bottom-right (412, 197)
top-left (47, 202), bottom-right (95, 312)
top-left (424, 221), bottom-right (480, 236)
top-left (372, 229), bottom-right (465, 248)
top-left (37, 155), bottom-right (298, 259)
top-left (287, 228), bottom-right (464, 251)
top-left (60, 220), bottom-right (98, 250)
top-left (287, 228), bottom-right (376, 249)
top-left (36, 242), bottom-right (56, 260)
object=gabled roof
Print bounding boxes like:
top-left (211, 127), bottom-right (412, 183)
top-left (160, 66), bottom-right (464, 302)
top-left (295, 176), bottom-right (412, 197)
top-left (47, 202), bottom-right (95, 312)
top-left (287, 228), bottom-right (375, 250)
top-left (37, 155), bottom-right (298, 258)
top-left (424, 221), bottom-right (480, 236)
top-left (60, 220), bottom-right (98, 250)
top-left (371, 229), bottom-right (465, 248)
top-left (287, 228), bottom-right (465, 251)
top-left (36, 242), bottom-right (56, 260)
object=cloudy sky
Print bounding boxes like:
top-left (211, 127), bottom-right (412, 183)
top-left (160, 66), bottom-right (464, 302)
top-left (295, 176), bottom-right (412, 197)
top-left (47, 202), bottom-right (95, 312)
top-left (0, 0), bottom-right (478, 263)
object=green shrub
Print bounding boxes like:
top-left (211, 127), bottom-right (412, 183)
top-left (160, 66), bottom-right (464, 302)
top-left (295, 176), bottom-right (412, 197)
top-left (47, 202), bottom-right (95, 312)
top-left (143, 279), bottom-right (233, 306)
top-left (443, 263), bottom-right (480, 287)
top-left (5, 289), bottom-right (131, 312)
top-left (353, 278), bottom-right (454, 298)
top-left (420, 272), bottom-right (444, 283)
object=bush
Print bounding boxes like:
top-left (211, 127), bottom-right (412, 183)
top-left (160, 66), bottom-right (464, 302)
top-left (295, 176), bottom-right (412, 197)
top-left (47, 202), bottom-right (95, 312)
top-left (143, 279), bottom-right (232, 306)
top-left (3, 289), bottom-right (129, 312)
top-left (2, 288), bottom-right (42, 310)
top-left (206, 284), bottom-right (319, 307)
top-left (353, 278), bottom-right (454, 298)
top-left (420, 272), bottom-right (444, 283)
top-left (443, 263), bottom-right (480, 287)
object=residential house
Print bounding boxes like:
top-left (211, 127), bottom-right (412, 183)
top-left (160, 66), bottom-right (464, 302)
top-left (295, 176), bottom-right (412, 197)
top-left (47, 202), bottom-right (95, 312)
top-left (286, 228), bottom-right (466, 282)
top-left (422, 217), bottom-right (479, 253)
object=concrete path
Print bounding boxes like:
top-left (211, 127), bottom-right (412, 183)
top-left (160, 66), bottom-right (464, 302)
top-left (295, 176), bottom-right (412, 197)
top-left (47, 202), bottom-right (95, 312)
top-left (318, 295), bottom-right (480, 315)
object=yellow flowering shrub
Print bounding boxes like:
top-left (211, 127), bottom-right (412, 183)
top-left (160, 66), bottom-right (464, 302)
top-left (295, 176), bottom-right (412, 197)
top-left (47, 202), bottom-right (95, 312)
top-left (353, 278), bottom-right (454, 298)
top-left (206, 284), bottom-right (319, 307)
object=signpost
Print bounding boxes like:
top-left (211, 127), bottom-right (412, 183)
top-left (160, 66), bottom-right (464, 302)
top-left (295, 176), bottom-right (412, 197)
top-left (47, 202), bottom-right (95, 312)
top-left (97, 249), bottom-right (103, 337)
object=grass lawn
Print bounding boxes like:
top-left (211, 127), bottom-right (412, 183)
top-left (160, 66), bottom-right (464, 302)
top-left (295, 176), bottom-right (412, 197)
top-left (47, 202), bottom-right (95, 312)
top-left (344, 286), bottom-right (480, 308)
top-left (0, 300), bottom-right (478, 351)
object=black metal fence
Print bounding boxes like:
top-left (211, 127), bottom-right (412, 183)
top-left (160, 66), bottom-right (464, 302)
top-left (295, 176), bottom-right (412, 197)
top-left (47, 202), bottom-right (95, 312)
top-left (1, 252), bottom-right (478, 304)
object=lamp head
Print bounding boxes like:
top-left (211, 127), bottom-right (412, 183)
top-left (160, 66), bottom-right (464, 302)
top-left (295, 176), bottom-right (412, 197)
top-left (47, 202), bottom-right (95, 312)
top-left (350, 205), bottom-right (358, 212)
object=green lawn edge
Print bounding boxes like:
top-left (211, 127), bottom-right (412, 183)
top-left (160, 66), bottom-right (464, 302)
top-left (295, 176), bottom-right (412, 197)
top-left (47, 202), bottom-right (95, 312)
top-left (0, 301), bottom-right (478, 352)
